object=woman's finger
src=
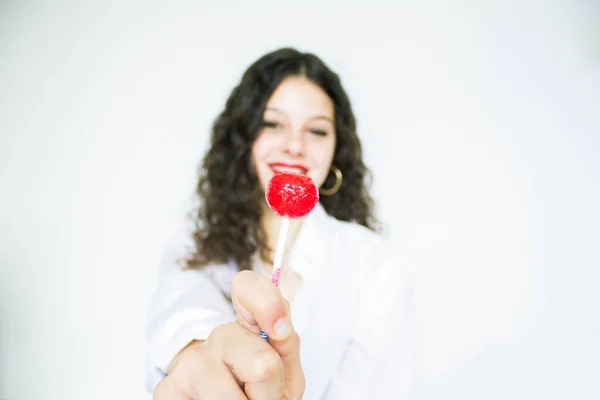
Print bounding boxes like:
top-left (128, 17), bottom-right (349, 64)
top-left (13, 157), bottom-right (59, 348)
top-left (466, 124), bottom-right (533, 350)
top-left (269, 330), bottom-right (305, 399)
top-left (161, 339), bottom-right (248, 400)
top-left (230, 271), bottom-right (305, 399)
top-left (209, 322), bottom-right (286, 400)
top-left (153, 376), bottom-right (192, 400)
top-left (231, 270), bottom-right (292, 340)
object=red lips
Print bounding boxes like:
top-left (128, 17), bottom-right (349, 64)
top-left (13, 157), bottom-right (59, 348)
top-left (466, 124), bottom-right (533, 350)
top-left (269, 162), bottom-right (308, 175)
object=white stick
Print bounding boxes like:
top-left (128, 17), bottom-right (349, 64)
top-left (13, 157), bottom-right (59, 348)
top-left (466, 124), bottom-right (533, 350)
top-left (271, 217), bottom-right (290, 286)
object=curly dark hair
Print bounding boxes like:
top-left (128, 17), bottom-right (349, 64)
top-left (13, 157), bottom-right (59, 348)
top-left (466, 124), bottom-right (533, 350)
top-left (185, 47), bottom-right (379, 271)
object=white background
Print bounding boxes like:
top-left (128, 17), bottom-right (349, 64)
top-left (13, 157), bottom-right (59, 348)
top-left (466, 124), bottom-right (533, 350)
top-left (1, 0), bottom-right (599, 399)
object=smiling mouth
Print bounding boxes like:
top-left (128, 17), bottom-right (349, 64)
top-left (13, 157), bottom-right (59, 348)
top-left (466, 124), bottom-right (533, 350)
top-left (269, 163), bottom-right (308, 175)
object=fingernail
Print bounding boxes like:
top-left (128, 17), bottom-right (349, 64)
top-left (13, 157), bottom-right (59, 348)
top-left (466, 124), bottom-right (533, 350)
top-left (273, 317), bottom-right (292, 339)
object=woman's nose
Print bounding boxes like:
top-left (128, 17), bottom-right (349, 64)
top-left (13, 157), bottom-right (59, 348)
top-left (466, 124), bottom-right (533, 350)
top-left (283, 130), bottom-right (305, 156)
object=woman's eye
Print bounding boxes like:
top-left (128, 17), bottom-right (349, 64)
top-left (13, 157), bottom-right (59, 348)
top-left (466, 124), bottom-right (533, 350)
top-left (310, 128), bottom-right (327, 136)
top-left (262, 120), bottom-right (280, 129)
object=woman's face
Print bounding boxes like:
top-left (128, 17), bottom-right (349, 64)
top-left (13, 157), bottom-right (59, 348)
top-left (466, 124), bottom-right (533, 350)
top-left (251, 76), bottom-right (336, 194)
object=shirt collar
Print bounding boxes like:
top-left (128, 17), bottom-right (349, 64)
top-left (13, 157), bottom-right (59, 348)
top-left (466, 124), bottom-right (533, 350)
top-left (288, 201), bottom-right (332, 279)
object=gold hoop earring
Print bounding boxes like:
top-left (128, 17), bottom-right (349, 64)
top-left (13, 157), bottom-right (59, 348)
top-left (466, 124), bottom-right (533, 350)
top-left (320, 165), bottom-right (343, 196)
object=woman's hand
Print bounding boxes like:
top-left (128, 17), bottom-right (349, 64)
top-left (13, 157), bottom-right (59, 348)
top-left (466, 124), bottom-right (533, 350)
top-left (153, 270), bottom-right (305, 400)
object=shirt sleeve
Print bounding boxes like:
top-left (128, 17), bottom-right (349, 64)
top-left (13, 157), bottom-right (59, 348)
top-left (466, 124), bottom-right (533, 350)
top-left (144, 230), bottom-right (236, 392)
top-left (323, 244), bottom-right (416, 399)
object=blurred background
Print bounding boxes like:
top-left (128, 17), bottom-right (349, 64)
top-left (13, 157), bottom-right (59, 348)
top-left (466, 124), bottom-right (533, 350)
top-left (1, 0), bottom-right (598, 399)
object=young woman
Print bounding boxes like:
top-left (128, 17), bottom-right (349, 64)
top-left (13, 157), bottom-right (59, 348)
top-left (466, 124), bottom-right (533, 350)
top-left (146, 47), bottom-right (414, 399)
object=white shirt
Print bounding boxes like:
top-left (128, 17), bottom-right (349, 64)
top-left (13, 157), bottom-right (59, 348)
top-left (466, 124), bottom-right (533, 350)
top-left (145, 203), bottom-right (415, 399)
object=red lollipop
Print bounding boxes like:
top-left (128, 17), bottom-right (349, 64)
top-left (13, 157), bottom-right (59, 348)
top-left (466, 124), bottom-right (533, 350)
top-left (258, 172), bottom-right (319, 341)
top-left (266, 173), bottom-right (319, 218)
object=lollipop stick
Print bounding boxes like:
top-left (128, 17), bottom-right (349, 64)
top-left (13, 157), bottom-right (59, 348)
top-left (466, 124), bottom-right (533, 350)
top-left (260, 216), bottom-right (290, 340)
top-left (271, 217), bottom-right (289, 286)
